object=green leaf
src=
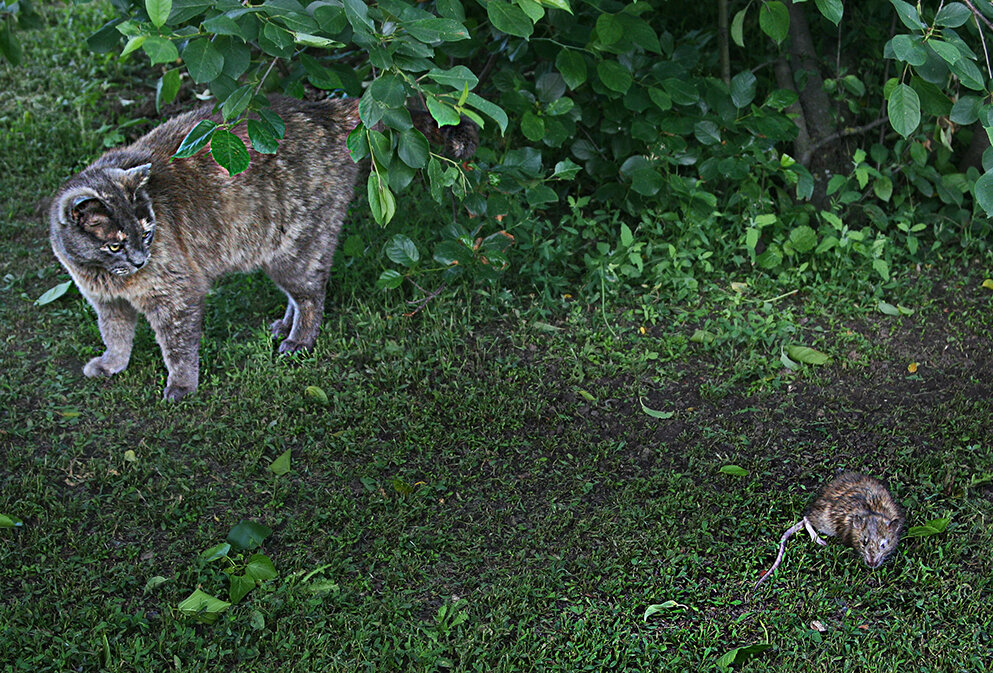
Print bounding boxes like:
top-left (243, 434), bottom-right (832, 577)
top-left (716, 644), bottom-right (773, 672)
top-left (178, 589), bottom-right (231, 623)
top-left (405, 17), bottom-right (469, 42)
top-left (226, 520), bottom-right (273, 551)
top-left (974, 170), bottom-right (993, 216)
top-left (247, 120), bottom-right (279, 154)
top-left (551, 159), bottom-right (581, 180)
top-left (304, 385), bottom-right (330, 405)
top-left (935, 2), bottom-right (970, 28)
top-left (487, 0), bottom-right (534, 38)
top-left (146, 0), bottom-right (173, 28)
top-left (814, 0), bottom-right (843, 25)
top-left (887, 84), bottom-right (920, 138)
top-left (386, 234), bottom-right (420, 267)
top-left (905, 517), bottom-right (950, 538)
top-left (0, 513), bottom-right (23, 528)
top-left (596, 13), bottom-right (622, 45)
top-left (343, 0), bottom-right (374, 33)
top-left (759, 1), bottom-right (789, 44)
top-left (426, 95), bottom-right (461, 127)
top-left (690, 329), bottom-right (717, 345)
top-left (730, 9), bottom-right (746, 48)
top-left (643, 601), bottom-right (688, 621)
top-left (376, 269), bottom-right (404, 290)
top-left (521, 111), bottom-right (545, 141)
top-left (199, 542), bottom-right (231, 563)
top-left (173, 120), bottom-right (217, 159)
top-left (928, 39), bottom-right (960, 66)
top-left (269, 449), bottom-right (291, 476)
top-left (890, 0), bottom-right (925, 30)
top-left (427, 66), bottom-right (478, 91)
top-left (891, 34), bottom-right (927, 66)
top-left (597, 60), bottom-right (632, 94)
top-left (434, 240), bottom-right (472, 266)
top-left (398, 129), bottom-right (429, 169)
top-left (182, 38), bottom-right (224, 83)
top-left (120, 35), bottom-right (146, 58)
top-left (526, 184), bottom-right (558, 207)
top-left (555, 50), bottom-right (587, 90)
top-left (719, 465), bottom-right (749, 477)
top-left (143, 576), bottom-right (169, 593)
top-left (730, 71), bottom-right (756, 108)
top-left (693, 121), bottom-right (721, 146)
top-left (140, 36), bottom-right (177, 65)
top-left (786, 345), bottom-right (831, 366)
top-left (292, 32), bottom-right (344, 48)
top-left (789, 225), bottom-right (818, 253)
top-left (465, 92), bottom-right (508, 134)
top-left (367, 173), bottom-right (396, 224)
top-left (877, 301), bottom-right (901, 316)
top-left (639, 398), bottom-right (674, 420)
top-left (228, 573), bottom-right (256, 604)
top-left (202, 13), bottom-right (246, 38)
top-left (950, 95), bottom-right (981, 125)
top-left (210, 129), bottom-right (251, 176)
top-left (620, 155), bottom-right (663, 195)
top-left (155, 69), bottom-right (181, 113)
top-left (221, 85), bottom-right (253, 121)
top-left (259, 109), bottom-right (285, 139)
top-left (245, 554), bottom-right (278, 581)
top-left (873, 258), bottom-right (890, 281)
top-left (35, 281), bottom-right (73, 306)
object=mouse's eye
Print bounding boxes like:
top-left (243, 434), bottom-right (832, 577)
top-left (880, 539), bottom-right (887, 549)
top-left (863, 535), bottom-right (869, 545)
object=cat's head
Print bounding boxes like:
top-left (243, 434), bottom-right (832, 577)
top-left (51, 163), bottom-right (156, 277)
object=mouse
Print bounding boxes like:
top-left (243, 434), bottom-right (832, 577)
top-left (753, 471), bottom-right (905, 591)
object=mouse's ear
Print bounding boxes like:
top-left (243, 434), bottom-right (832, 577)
top-left (851, 514), bottom-right (865, 528)
top-left (886, 517), bottom-right (902, 533)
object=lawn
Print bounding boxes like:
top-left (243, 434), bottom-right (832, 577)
top-left (1, 4), bottom-right (992, 672)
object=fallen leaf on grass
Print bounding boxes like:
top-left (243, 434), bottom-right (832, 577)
top-left (716, 643), bottom-right (772, 671)
top-left (907, 362), bottom-right (918, 373)
top-left (982, 279), bottom-right (993, 290)
top-left (905, 517), bottom-right (950, 538)
top-left (810, 620), bottom-right (827, 633)
top-left (639, 397), bottom-right (674, 419)
top-left (719, 465), bottom-right (748, 477)
top-left (690, 329), bottom-right (717, 345)
top-left (643, 600), bottom-right (689, 621)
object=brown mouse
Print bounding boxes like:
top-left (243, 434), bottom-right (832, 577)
top-left (753, 471), bottom-right (904, 591)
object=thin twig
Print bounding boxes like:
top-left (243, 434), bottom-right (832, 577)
top-left (254, 58), bottom-right (279, 97)
top-left (800, 116), bottom-right (890, 166)
top-left (404, 281), bottom-right (449, 317)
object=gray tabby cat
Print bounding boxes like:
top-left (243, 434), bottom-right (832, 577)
top-left (50, 96), bottom-right (477, 400)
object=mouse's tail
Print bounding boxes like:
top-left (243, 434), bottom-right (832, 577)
top-left (752, 518), bottom-right (806, 592)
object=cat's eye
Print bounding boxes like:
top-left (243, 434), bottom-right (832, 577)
top-left (143, 231), bottom-right (154, 241)
top-left (105, 243), bottom-right (122, 252)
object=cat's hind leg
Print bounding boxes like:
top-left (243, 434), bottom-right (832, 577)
top-left (265, 253), bottom-right (333, 354)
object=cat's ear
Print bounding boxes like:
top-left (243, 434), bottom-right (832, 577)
top-left (116, 163), bottom-right (152, 195)
top-left (59, 189), bottom-right (109, 227)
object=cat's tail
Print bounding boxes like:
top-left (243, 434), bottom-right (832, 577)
top-left (409, 109), bottom-right (478, 160)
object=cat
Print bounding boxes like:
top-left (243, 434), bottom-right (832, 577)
top-left (49, 95), bottom-right (477, 400)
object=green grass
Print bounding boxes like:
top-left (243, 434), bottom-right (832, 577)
top-left (2, 5), bottom-right (993, 672)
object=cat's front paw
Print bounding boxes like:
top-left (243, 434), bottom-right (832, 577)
top-left (83, 356), bottom-right (125, 378)
top-left (277, 339), bottom-right (313, 355)
top-left (162, 384), bottom-right (195, 401)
